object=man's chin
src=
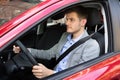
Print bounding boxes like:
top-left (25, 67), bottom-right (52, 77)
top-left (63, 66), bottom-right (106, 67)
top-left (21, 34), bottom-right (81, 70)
top-left (66, 30), bottom-right (73, 33)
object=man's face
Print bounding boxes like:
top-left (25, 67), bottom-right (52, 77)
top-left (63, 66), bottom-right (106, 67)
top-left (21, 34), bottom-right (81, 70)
top-left (65, 12), bottom-right (85, 34)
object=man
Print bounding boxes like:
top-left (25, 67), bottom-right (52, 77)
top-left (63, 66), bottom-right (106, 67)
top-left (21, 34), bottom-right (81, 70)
top-left (13, 6), bottom-right (100, 78)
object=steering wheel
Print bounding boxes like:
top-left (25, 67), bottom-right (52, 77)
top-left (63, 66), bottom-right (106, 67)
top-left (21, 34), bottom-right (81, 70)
top-left (2, 40), bottom-right (38, 80)
top-left (15, 40), bottom-right (38, 65)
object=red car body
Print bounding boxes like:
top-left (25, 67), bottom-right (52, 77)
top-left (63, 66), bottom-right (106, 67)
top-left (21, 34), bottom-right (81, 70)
top-left (0, 0), bottom-right (120, 80)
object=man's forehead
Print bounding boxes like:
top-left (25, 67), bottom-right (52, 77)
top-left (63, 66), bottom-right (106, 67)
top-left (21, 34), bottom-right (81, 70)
top-left (66, 12), bottom-right (78, 15)
top-left (65, 12), bottom-right (79, 18)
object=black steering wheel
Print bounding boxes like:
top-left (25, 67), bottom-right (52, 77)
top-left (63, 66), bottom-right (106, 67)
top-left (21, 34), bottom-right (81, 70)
top-left (2, 40), bottom-right (38, 80)
top-left (15, 40), bottom-right (38, 65)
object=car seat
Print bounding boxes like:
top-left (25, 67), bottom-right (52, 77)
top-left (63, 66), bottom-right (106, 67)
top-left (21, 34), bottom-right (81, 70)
top-left (37, 16), bottom-right (66, 50)
top-left (86, 7), bottom-right (105, 56)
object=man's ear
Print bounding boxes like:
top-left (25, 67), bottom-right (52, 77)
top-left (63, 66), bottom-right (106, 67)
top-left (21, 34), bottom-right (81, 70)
top-left (81, 19), bottom-right (87, 27)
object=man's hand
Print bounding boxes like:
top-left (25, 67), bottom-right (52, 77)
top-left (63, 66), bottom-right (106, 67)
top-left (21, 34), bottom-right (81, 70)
top-left (13, 45), bottom-right (21, 53)
top-left (32, 63), bottom-right (54, 79)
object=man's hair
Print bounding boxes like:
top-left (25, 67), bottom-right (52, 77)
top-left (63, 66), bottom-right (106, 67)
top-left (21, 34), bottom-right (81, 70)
top-left (65, 6), bottom-right (88, 19)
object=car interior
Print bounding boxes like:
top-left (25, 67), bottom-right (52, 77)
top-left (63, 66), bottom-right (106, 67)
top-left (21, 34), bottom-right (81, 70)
top-left (0, 3), bottom-right (106, 80)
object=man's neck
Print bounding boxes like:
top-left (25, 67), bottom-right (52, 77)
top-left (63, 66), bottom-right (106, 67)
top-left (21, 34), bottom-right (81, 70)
top-left (72, 30), bottom-right (84, 39)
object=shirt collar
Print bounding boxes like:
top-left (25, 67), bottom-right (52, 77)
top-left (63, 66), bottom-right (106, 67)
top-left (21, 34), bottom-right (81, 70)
top-left (67, 34), bottom-right (73, 44)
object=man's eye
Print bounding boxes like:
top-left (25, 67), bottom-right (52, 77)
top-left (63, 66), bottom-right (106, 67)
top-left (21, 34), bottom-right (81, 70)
top-left (65, 18), bottom-right (75, 22)
top-left (65, 18), bottom-right (68, 21)
top-left (70, 19), bottom-right (74, 22)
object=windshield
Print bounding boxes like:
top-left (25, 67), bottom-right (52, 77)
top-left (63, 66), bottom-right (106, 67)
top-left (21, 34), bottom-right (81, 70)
top-left (0, 0), bottom-right (44, 26)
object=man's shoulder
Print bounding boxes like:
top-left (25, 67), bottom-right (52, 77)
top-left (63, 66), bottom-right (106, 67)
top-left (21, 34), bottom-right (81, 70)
top-left (85, 38), bottom-right (99, 49)
top-left (60, 32), bottom-right (69, 38)
top-left (62, 32), bottom-right (69, 35)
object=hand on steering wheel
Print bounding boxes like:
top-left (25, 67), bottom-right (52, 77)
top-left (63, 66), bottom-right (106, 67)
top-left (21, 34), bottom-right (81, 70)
top-left (15, 40), bottom-right (38, 65)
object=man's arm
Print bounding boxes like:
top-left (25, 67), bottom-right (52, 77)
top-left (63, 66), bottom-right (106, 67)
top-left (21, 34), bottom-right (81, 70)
top-left (27, 43), bottom-right (59, 60)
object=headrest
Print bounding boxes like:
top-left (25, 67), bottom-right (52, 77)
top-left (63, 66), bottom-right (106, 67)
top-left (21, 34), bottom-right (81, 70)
top-left (86, 8), bottom-right (102, 27)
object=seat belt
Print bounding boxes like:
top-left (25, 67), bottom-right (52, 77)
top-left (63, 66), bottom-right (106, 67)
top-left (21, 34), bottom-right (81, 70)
top-left (55, 25), bottom-right (103, 67)
top-left (55, 33), bottom-right (94, 66)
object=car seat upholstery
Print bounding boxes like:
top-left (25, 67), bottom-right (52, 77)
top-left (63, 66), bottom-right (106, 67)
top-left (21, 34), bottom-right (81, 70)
top-left (37, 23), bottom-right (66, 50)
top-left (86, 7), bottom-right (105, 56)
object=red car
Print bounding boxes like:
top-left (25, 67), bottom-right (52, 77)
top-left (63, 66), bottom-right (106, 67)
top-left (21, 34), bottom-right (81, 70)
top-left (0, 0), bottom-right (120, 80)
